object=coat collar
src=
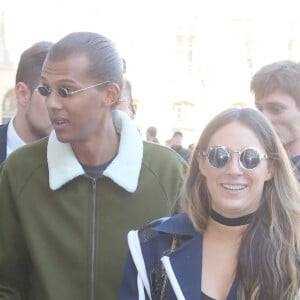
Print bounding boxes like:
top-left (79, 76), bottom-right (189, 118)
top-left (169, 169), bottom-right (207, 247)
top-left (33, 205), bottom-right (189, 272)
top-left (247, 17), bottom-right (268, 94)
top-left (47, 110), bottom-right (143, 192)
top-left (153, 214), bottom-right (203, 299)
top-left (154, 213), bottom-right (198, 236)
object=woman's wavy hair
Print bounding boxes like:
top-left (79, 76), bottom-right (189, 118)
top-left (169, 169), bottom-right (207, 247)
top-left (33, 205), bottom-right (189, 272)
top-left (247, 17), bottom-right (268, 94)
top-left (182, 107), bottom-right (300, 299)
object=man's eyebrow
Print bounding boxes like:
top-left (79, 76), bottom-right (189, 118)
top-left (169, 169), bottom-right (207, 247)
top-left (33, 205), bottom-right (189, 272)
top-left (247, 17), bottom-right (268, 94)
top-left (39, 77), bottom-right (77, 85)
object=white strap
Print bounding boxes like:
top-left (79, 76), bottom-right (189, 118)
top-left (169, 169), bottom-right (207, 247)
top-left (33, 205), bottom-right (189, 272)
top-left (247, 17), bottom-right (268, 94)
top-left (128, 230), bottom-right (152, 300)
top-left (137, 274), bottom-right (146, 299)
top-left (161, 256), bottom-right (185, 300)
top-left (295, 288), bottom-right (300, 299)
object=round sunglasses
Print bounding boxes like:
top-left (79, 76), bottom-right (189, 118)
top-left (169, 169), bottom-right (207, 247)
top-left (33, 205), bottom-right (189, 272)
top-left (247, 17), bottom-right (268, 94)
top-left (35, 81), bottom-right (112, 98)
top-left (201, 145), bottom-right (268, 170)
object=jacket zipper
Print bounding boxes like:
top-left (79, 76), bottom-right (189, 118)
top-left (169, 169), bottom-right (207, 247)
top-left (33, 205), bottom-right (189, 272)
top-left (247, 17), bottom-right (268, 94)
top-left (90, 178), bottom-right (97, 300)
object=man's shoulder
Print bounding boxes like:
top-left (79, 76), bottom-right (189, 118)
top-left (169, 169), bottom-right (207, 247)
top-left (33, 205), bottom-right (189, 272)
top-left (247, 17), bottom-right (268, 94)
top-left (142, 142), bottom-right (188, 180)
top-left (4, 136), bottom-right (49, 167)
top-left (0, 123), bottom-right (8, 133)
top-left (0, 123), bottom-right (9, 164)
top-left (143, 141), bottom-right (187, 165)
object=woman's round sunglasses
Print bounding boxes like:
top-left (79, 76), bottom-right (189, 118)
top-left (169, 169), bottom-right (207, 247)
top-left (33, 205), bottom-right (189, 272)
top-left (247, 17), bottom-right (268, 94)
top-left (201, 145), bottom-right (268, 170)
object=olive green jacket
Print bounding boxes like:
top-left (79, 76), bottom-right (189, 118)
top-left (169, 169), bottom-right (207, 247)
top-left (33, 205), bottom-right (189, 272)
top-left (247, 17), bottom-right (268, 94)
top-left (0, 110), bottom-right (187, 300)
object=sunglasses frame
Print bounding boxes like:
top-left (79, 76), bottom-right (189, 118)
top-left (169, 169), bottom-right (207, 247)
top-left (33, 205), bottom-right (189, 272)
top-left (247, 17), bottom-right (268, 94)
top-left (201, 145), bottom-right (268, 170)
top-left (35, 81), bottom-right (113, 98)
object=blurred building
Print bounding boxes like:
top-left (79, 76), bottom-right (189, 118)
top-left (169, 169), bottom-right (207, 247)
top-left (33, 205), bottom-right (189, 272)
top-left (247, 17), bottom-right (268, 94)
top-left (1, 1), bottom-right (300, 142)
top-left (0, 12), bottom-right (16, 124)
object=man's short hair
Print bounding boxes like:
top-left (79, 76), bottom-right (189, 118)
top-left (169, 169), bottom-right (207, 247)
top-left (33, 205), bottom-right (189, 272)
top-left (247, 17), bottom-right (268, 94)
top-left (172, 131), bottom-right (183, 138)
top-left (250, 60), bottom-right (300, 106)
top-left (15, 41), bottom-right (53, 92)
top-left (146, 126), bottom-right (157, 137)
top-left (46, 32), bottom-right (124, 91)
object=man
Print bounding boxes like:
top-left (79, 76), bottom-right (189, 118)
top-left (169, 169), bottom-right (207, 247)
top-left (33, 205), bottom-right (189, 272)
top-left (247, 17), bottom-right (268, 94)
top-left (146, 126), bottom-right (159, 143)
top-left (116, 78), bottom-right (137, 120)
top-left (0, 41), bottom-right (53, 164)
top-left (0, 32), bottom-right (187, 300)
top-left (250, 60), bottom-right (300, 176)
top-left (170, 130), bottom-right (190, 162)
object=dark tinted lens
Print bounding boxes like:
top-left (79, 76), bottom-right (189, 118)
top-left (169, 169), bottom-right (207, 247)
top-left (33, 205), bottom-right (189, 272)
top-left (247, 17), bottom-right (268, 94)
top-left (57, 88), bottom-right (69, 98)
top-left (38, 86), bottom-right (50, 96)
top-left (208, 147), bottom-right (229, 168)
top-left (240, 148), bottom-right (260, 169)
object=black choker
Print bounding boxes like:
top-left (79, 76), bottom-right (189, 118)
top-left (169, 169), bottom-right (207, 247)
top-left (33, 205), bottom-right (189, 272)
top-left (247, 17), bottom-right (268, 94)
top-left (210, 209), bottom-right (254, 226)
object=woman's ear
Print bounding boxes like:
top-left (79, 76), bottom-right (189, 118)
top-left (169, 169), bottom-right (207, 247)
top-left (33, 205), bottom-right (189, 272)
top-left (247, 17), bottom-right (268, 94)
top-left (198, 154), bottom-right (207, 177)
top-left (265, 161), bottom-right (274, 181)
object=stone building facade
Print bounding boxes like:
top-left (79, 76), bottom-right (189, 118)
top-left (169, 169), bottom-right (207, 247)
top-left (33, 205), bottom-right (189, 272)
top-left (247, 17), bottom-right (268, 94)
top-left (0, 12), bottom-right (16, 124)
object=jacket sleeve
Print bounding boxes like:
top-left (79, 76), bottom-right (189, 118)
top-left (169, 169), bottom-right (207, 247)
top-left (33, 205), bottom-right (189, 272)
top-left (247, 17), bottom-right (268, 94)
top-left (119, 231), bottom-right (151, 300)
top-left (119, 252), bottom-right (150, 300)
top-left (0, 163), bottom-right (30, 299)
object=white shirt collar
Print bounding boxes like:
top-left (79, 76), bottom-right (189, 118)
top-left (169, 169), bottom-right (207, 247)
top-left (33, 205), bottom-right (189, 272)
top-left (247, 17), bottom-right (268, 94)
top-left (6, 117), bottom-right (26, 157)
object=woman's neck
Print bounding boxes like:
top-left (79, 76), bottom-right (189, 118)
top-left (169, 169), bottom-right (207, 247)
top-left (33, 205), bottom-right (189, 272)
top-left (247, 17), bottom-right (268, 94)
top-left (210, 209), bottom-right (253, 227)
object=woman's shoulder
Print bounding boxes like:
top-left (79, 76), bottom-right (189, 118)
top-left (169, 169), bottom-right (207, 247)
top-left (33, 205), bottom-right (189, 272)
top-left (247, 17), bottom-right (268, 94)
top-left (127, 213), bottom-right (202, 277)
top-left (133, 213), bottom-right (199, 247)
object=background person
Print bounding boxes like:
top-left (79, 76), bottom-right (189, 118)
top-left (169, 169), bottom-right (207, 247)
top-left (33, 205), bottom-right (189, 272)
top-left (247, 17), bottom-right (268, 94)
top-left (146, 126), bottom-right (159, 143)
top-left (116, 78), bottom-right (137, 120)
top-left (0, 41), bottom-right (53, 164)
top-left (251, 60), bottom-right (300, 178)
top-left (0, 32), bottom-right (187, 300)
top-left (120, 107), bottom-right (300, 300)
top-left (170, 130), bottom-right (190, 162)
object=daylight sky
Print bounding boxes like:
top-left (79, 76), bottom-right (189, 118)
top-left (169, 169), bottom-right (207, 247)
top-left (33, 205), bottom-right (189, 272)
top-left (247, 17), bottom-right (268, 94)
top-left (2, 0), bottom-right (300, 143)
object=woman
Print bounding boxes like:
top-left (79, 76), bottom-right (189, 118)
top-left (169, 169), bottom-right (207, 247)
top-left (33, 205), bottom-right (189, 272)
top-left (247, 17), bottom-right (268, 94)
top-left (119, 107), bottom-right (300, 300)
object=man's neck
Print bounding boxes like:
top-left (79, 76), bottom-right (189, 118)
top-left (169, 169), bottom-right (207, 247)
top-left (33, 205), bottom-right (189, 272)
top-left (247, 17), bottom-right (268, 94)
top-left (72, 128), bottom-right (120, 166)
top-left (285, 137), bottom-right (300, 158)
top-left (13, 115), bottom-right (34, 144)
top-left (6, 118), bottom-right (26, 156)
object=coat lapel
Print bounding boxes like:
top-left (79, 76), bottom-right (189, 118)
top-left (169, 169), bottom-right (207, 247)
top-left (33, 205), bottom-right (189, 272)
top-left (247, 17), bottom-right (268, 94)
top-left (165, 234), bottom-right (202, 299)
top-left (162, 232), bottom-right (237, 300)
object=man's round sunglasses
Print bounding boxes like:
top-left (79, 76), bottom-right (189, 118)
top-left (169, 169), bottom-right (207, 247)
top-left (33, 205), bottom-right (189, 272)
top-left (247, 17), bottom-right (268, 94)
top-left (201, 145), bottom-right (268, 170)
top-left (35, 81), bottom-right (112, 98)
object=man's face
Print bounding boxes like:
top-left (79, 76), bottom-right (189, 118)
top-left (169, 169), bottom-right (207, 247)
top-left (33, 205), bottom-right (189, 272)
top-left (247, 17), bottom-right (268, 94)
top-left (172, 135), bottom-right (183, 147)
top-left (255, 90), bottom-right (300, 146)
top-left (26, 87), bottom-right (52, 139)
top-left (41, 54), bottom-right (112, 145)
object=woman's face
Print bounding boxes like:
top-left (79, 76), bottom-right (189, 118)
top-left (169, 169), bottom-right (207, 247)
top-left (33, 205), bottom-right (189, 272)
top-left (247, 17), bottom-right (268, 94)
top-left (199, 121), bottom-right (273, 218)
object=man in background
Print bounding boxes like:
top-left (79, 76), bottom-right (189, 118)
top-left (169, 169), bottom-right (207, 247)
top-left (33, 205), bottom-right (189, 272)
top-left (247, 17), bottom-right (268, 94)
top-left (170, 130), bottom-right (190, 162)
top-left (146, 126), bottom-right (159, 143)
top-left (251, 60), bottom-right (300, 177)
top-left (116, 78), bottom-right (136, 120)
top-left (0, 41), bottom-right (53, 164)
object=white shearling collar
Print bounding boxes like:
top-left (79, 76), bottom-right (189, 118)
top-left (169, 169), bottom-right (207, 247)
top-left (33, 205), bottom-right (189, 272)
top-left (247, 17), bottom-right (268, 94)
top-left (47, 110), bottom-right (143, 193)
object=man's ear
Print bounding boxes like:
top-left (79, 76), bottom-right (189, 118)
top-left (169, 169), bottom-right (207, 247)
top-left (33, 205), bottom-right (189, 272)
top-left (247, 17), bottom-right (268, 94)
top-left (15, 82), bottom-right (31, 107)
top-left (104, 83), bottom-right (120, 106)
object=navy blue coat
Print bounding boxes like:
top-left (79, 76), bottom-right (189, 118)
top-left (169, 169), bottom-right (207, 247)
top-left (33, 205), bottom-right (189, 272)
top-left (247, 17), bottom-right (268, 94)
top-left (0, 123), bottom-right (8, 164)
top-left (119, 213), bottom-right (237, 299)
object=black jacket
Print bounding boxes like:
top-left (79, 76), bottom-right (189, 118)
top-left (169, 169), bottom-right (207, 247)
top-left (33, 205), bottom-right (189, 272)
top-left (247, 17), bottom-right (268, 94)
top-left (0, 123), bottom-right (8, 164)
